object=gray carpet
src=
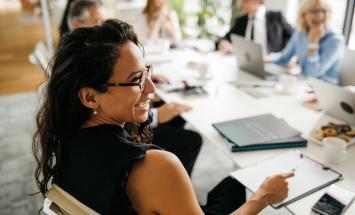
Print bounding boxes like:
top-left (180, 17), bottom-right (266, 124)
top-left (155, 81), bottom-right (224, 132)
top-left (0, 92), bottom-right (43, 214)
top-left (0, 91), bottom-right (290, 214)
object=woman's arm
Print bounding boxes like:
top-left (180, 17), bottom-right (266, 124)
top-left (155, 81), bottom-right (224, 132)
top-left (231, 173), bottom-right (293, 215)
top-left (303, 34), bottom-right (344, 77)
top-left (127, 150), bottom-right (293, 215)
top-left (273, 31), bottom-right (298, 66)
top-left (127, 150), bottom-right (203, 215)
top-left (163, 11), bottom-right (182, 41)
top-left (147, 15), bottom-right (163, 41)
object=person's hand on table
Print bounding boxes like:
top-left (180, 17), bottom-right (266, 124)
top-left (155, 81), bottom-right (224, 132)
top-left (157, 103), bottom-right (192, 124)
top-left (252, 171), bottom-right (294, 205)
top-left (152, 74), bottom-right (170, 84)
top-left (218, 40), bottom-right (233, 53)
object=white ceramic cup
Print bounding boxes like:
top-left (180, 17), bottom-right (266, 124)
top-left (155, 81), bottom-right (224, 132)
top-left (323, 137), bottom-right (347, 164)
top-left (197, 62), bottom-right (210, 79)
top-left (289, 64), bottom-right (301, 75)
top-left (278, 74), bottom-right (298, 94)
top-left (158, 39), bottom-right (170, 53)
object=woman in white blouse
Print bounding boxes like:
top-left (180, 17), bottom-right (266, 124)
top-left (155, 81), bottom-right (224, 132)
top-left (137, 0), bottom-right (181, 44)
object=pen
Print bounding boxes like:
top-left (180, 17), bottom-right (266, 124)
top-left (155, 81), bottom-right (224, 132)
top-left (238, 84), bottom-right (275, 88)
top-left (182, 80), bottom-right (196, 90)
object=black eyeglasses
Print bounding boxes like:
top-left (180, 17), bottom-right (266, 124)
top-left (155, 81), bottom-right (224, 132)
top-left (102, 65), bottom-right (152, 91)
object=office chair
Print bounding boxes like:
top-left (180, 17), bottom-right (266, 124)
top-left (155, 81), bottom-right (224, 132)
top-left (28, 41), bottom-right (50, 76)
top-left (339, 48), bottom-right (355, 86)
top-left (43, 184), bottom-right (99, 215)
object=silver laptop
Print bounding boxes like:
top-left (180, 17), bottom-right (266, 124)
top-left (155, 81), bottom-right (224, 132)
top-left (310, 77), bottom-right (355, 126)
top-left (339, 48), bottom-right (355, 86)
top-left (231, 34), bottom-right (284, 80)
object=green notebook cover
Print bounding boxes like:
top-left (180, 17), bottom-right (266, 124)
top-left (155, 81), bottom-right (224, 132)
top-left (212, 114), bottom-right (307, 152)
top-left (224, 136), bottom-right (307, 152)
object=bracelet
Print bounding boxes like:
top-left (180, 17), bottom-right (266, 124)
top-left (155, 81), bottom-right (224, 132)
top-left (308, 43), bottom-right (319, 50)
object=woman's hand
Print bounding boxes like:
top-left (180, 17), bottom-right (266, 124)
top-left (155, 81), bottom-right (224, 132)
top-left (308, 24), bottom-right (326, 43)
top-left (230, 172), bottom-right (294, 215)
top-left (218, 40), bottom-right (233, 53)
top-left (157, 103), bottom-right (192, 124)
top-left (253, 172), bottom-right (294, 205)
top-left (284, 56), bottom-right (298, 69)
top-left (307, 24), bottom-right (325, 56)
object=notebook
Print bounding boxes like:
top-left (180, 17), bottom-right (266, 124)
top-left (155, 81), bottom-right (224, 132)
top-left (212, 113), bottom-right (307, 152)
top-left (231, 151), bottom-right (343, 208)
top-left (224, 136), bottom-right (307, 152)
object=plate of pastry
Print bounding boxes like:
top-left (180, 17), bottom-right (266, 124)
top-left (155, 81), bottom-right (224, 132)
top-left (309, 115), bottom-right (355, 147)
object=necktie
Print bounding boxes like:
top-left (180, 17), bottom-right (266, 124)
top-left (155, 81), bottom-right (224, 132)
top-left (250, 16), bottom-right (255, 41)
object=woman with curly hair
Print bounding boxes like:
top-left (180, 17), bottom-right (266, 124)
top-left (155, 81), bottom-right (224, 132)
top-left (33, 19), bottom-right (292, 214)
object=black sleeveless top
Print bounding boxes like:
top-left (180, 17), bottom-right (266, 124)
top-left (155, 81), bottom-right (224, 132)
top-left (53, 124), bottom-right (158, 214)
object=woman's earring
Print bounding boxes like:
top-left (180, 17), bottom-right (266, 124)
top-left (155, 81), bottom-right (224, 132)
top-left (93, 107), bottom-right (98, 115)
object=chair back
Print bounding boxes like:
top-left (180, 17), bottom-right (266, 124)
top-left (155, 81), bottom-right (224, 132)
top-left (29, 41), bottom-right (50, 76)
top-left (43, 184), bottom-right (100, 215)
top-left (339, 48), bottom-right (355, 86)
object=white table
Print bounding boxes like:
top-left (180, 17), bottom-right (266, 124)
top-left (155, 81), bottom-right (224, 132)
top-left (151, 49), bottom-right (355, 215)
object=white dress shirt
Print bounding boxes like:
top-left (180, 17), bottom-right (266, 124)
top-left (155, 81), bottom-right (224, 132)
top-left (150, 108), bottom-right (159, 128)
top-left (245, 5), bottom-right (268, 55)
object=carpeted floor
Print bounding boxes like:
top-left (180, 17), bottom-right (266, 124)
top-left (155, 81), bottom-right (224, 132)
top-left (0, 91), bottom-right (290, 214)
top-left (0, 92), bottom-right (43, 214)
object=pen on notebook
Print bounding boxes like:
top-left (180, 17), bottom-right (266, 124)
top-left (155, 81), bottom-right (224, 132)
top-left (237, 84), bottom-right (275, 88)
top-left (182, 80), bottom-right (195, 90)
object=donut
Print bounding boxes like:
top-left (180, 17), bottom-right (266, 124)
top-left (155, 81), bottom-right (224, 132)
top-left (323, 128), bottom-right (337, 137)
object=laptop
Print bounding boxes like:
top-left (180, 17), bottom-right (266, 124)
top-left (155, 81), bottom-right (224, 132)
top-left (231, 34), bottom-right (284, 80)
top-left (339, 48), bottom-right (355, 86)
top-left (310, 77), bottom-right (355, 126)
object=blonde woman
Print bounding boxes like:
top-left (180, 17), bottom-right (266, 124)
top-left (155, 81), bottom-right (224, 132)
top-left (273, 0), bottom-right (344, 84)
top-left (137, 0), bottom-right (181, 44)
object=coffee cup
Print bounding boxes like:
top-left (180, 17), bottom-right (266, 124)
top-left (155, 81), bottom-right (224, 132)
top-left (277, 74), bottom-right (298, 94)
top-left (289, 64), bottom-right (301, 75)
top-left (159, 39), bottom-right (170, 54)
top-left (323, 137), bottom-right (347, 164)
top-left (197, 62), bottom-right (210, 80)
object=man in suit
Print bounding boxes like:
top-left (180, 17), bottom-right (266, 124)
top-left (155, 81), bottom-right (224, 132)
top-left (64, 0), bottom-right (202, 175)
top-left (217, 0), bottom-right (293, 54)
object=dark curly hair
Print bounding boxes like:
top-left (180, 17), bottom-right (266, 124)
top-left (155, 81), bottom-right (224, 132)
top-left (59, 0), bottom-right (75, 37)
top-left (33, 19), bottom-right (152, 197)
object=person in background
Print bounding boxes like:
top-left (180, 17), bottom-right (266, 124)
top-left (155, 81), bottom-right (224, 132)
top-left (33, 19), bottom-right (294, 214)
top-left (273, 0), bottom-right (344, 85)
top-left (137, 0), bottom-right (182, 45)
top-left (59, 0), bottom-right (106, 40)
top-left (62, 0), bottom-right (202, 175)
top-left (59, 0), bottom-right (74, 37)
top-left (217, 0), bottom-right (293, 55)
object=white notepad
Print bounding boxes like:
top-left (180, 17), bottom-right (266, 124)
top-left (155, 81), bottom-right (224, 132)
top-left (231, 151), bottom-right (342, 208)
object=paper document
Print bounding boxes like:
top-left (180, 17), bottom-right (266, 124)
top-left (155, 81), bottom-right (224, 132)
top-left (154, 65), bottom-right (202, 92)
top-left (231, 151), bottom-right (342, 208)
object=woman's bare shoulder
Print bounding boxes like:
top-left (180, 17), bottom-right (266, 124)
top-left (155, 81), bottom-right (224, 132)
top-left (126, 149), bottom-right (202, 215)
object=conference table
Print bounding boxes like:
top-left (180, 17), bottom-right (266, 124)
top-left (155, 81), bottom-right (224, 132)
top-left (149, 48), bottom-right (355, 215)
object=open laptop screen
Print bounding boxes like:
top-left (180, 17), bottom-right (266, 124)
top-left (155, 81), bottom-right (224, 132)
top-left (231, 34), bottom-right (265, 79)
top-left (310, 77), bottom-right (355, 126)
